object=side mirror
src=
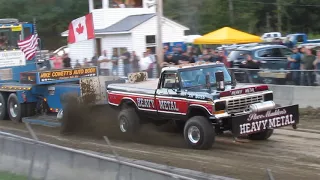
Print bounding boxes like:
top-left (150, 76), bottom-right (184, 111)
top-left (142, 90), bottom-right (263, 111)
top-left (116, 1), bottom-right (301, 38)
top-left (215, 71), bottom-right (225, 91)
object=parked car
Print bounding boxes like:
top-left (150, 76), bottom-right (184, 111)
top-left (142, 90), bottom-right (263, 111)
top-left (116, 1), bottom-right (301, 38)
top-left (227, 44), bottom-right (293, 85)
top-left (227, 44), bottom-right (292, 70)
top-left (53, 45), bottom-right (69, 56)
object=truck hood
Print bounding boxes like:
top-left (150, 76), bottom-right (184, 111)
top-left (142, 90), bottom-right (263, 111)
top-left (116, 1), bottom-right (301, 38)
top-left (184, 84), bottom-right (269, 101)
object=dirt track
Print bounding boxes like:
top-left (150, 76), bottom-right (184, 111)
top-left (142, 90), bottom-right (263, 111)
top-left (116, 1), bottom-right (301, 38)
top-left (0, 115), bottom-right (320, 180)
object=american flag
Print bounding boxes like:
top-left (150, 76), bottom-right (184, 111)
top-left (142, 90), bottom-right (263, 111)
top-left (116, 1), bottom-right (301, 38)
top-left (17, 34), bottom-right (39, 60)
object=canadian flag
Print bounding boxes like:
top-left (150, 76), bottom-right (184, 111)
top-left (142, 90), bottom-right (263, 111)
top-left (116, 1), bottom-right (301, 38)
top-left (68, 13), bottom-right (95, 44)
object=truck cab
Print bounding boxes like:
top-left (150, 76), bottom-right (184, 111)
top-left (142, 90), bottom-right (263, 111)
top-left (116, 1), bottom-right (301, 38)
top-left (107, 62), bottom-right (300, 150)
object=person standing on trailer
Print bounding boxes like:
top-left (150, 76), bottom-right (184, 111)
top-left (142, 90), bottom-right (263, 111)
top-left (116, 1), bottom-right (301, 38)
top-left (62, 53), bottom-right (71, 68)
top-left (98, 50), bottom-right (112, 75)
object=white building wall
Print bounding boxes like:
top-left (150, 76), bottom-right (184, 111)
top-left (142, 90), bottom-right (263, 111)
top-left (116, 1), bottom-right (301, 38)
top-left (68, 39), bottom-right (94, 67)
top-left (91, 9), bottom-right (106, 29)
top-left (131, 16), bottom-right (187, 57)
top-left (90, 0), bottom-right (155, 29)
top-left (101, 34), bottom-right (133, 57)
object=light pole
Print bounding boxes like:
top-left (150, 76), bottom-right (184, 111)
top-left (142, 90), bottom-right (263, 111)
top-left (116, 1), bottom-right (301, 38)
top-left (155, 0), bottom-right (163, 67)
top-left (147, 0), bottom-right (163, 68)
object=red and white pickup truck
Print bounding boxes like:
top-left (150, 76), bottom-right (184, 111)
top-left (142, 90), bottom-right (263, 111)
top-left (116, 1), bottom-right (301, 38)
top-left (107, 62), bottom-right (299, 150)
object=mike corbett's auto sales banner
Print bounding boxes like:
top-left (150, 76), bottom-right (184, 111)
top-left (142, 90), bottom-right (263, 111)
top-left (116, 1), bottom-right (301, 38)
top-left (232, 105), bottom-right (299, 136)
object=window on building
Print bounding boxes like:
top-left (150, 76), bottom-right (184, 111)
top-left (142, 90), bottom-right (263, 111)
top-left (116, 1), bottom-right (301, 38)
top-left (109, 0), bottom-right (143, 8)
top-left (94, 0), bottom-right (103, 9)
top-left (145, 35), bottom-right (156, 54)
top-left (146, 35), bottom-right (155, 44)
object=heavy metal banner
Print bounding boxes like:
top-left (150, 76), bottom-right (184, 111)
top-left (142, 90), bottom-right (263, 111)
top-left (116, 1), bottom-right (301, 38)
top-left (39, 67), bottom-right (97, 82)
top-left (232, 105), bottom-right (299, 136)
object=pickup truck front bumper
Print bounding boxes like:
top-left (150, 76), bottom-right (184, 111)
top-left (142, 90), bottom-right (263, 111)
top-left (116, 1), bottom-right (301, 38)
top-left (210, 102), bottom-right (299, 136)
top-left (231, 104), bottom-right (299, 136)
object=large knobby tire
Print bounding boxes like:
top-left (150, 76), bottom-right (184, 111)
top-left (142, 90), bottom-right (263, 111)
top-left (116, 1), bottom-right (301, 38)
top-left (183, 116), bottom-right (215, 150)
top-left (7, 93), bottom-right (24, 123)
top-left (248, 129), bottom-right (274, 140)
top-left (117, 107), bottom-right (140, 134)
top-left (0, 93), bottom-right (8, 120)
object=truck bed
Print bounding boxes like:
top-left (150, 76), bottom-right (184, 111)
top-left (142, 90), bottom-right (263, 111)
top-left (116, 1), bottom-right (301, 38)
top-left (107, 79), bottom-right (159, 95)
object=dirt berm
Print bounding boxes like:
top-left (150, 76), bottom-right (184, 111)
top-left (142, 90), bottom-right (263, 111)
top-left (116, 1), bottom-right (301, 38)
top-left (60, 96), bottom-right (187, 148)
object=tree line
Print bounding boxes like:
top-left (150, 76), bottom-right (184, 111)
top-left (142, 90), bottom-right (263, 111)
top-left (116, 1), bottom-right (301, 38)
top-left (0, 0), bottom-right (319, 49)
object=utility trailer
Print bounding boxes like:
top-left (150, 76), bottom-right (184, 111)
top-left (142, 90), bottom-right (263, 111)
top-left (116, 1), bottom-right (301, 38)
top-left (20, 71), bottom-right (126, 127)
top-left (0, 18), bottom-right (123, 126)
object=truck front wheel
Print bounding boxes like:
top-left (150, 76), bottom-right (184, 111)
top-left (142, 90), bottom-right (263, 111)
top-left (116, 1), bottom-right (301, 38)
top-left (118, 107), bottom-right (140, 134)
top-left (183, 116), bottom-right (215, 150)
top-left (248, 129), bottom-right (274, 140)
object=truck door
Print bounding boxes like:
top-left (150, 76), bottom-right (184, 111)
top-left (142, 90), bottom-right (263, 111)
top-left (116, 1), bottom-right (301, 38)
top-left (155, 72), bottom-right (187, 119)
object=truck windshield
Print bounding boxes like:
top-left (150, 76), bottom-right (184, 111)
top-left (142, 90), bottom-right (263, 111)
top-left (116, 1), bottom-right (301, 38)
top-left (180, 66), bottom-right (232, 89)
top-left (0, 27), bottom-right (21, 50)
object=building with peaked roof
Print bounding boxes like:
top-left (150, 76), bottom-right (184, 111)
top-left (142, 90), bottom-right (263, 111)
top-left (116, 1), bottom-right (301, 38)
top-left (61, 0), bottom-right (189, 66)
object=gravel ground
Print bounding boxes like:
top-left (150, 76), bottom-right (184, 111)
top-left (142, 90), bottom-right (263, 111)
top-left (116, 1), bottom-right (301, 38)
top-left (0, 105), bottom-right (319, 180)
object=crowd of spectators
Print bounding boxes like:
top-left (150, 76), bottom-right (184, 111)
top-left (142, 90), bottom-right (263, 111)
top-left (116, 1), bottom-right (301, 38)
top-left (287, 45), bottom-right (320, 86)
top-left (162, 45), bottom-right (230, 68)
top-left (48, 43), bottom-right (320, 86)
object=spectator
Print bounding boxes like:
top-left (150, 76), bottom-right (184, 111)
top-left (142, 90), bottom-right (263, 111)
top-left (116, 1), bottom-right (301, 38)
top-left (197, 55), bottom-right (205, 63)
top-left (287, 46), bottom-right (301, 85)
top-left (163, 45), bottom-right (169, 56)
top-left (121, 50), bottom-right (131, 76)
top-left (90, 53), bottom-right (99, 67)
top-left (163, 52), bottom-right (178, 67)
top-left (187, 52), bottom-right (196, 63)
top-left (313, 50), bottom-right (320, 84)
top-left (51, 55), bottom-right (62, 69)
top-left (299, 46), bottom-right (306, 59)
top-left (218, 50), bottom-right (229, 67)
top-left (239, 54), bottom-right (260, 69)
top-left (139, 51), bottom-right (153, 78)
top-left (111, 50), bottom-right (119, 76)
top-left (114, 0), bottom-right (126, 8)
top-left (179, 51), bottom-right (190, 64)
top-left (83, 58), bottom-right (90, 67)
top-left (131, 51), bottom-right (140, 73)
top-left (239, 54), bottom-right (260, 83)
top-left (202, 49), bottom-right (212, 62)
top-left (301, 48), bottom-right (316, 86)
top-left (74, 59), bottom-right (81, 68)
top-left (98, 50), bottom-right (111, 76)
top-left (62, 53), bottom-right (71, 68)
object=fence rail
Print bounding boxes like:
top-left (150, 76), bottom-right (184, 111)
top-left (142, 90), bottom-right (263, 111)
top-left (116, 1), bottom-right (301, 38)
top-left (228, 68), bottom-right (320, 86)
top-left (0, 130), bottom-right (236, 180)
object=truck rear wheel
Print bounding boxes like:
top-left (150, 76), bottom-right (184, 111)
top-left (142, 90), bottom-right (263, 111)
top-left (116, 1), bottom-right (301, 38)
top-left (118, 108), bottom-right (140, 134)
top-left (7, 93), bottom-right (24, 123)
top-left (248, 129), bottom-right (274, 140)
top-left (183, 116), bottom-right (215, 150)
top-left (0, 93), bottom-right (8, 120)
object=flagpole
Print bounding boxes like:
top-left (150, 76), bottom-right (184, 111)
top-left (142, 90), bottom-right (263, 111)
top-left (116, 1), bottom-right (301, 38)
top-left (91, 12), bottom-right (98, 72)
top-left (33, 17), bottom-right (41, 64)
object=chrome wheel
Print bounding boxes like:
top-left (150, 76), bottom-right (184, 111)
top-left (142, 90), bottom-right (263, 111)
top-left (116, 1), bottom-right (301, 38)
top-left (188, 126), bottom-right (201, 144)
top-left (119, 116), bottom-right (128, 132)
top-left (57, 109), bottom-right (63, 120)
top-left (9, 102), bottom-right (18, 118)
top-left (0, 102), bottom-right (3, 116)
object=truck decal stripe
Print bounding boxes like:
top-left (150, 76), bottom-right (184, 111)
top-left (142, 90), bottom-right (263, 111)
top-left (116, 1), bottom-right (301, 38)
top-left (108, 91), bottom-right (213, 115)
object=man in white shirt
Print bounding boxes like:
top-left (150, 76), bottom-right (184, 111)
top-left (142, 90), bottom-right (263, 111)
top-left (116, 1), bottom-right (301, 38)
top-left (98, 50), bottom-right (112, 76)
